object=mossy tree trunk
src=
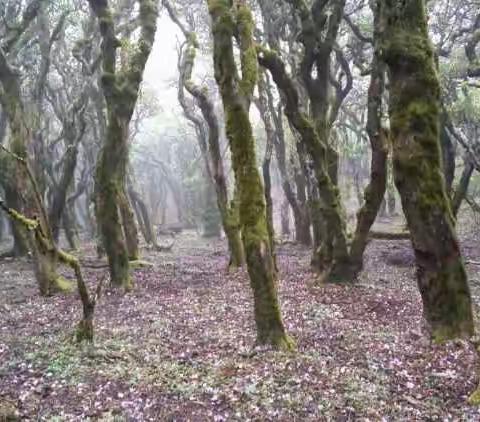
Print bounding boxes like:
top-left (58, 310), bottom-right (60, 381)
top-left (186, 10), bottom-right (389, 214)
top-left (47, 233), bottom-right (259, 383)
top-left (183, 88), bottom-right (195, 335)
top-left (288, 0), bottom-right (349, 272)
top-left (386, 156), bottom-right (397, 215)
top-left (202, 181), bottom-right (222, 237)
top-left (0, 51), bottom-right (31, 257)
top-left (167, 3), bottom-right (245, 268)
top-left (208, 0), bottom-right (292, 349)
top-left (88, 0), bottom-right (157, 289)
top-left (3, 182), bottom-right (29, 256)
top-left (0, 28), bottom-right (71, 293)
top-left (381, 0), bottom-right (474, 340)
top-left (169, 12), bottom-right (222, 239)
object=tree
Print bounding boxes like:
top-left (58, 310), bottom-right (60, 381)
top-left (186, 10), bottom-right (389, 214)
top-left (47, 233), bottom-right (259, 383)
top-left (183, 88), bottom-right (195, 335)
top-left (208, 0), bottom-right (293, 348)
top-left (380, 0), bottom-right (474, 340)
top-left (165, 0), bottom-right (245, 268)
top-left (88, 0), bottom-right (158, 289)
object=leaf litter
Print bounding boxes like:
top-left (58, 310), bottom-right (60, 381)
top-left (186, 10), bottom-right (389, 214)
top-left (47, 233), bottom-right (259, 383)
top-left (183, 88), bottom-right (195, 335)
top-left (1, 229), bottom-right (480, 420)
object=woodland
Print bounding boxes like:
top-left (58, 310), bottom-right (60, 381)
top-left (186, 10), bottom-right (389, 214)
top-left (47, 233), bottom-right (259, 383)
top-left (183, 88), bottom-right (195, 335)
top-left (1, 0), bottom-right (480, 419)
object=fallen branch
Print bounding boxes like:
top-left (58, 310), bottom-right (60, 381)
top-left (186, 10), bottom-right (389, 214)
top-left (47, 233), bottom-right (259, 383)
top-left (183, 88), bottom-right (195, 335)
top-left (369, 230), bottom-right (410, 240)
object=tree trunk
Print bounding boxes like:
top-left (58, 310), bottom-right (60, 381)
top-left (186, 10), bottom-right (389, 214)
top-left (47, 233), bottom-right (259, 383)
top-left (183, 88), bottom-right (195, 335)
top-left (381, 0), bottom-right (474, 341)
top-left (94, 122), bottom-right (131, 289)
top-left (129, 188), bottom-right (153, 244)
top-left (280, 198), bottom-right (290, 236)
top-left (88, 0), bottom-right (158, 289)
top-left (349, 6), bottom-right (388, 274)
top-left (48, 125), bottom-right (82, 244)
top-left (3, 183), bottom-right (29, 256)
top-left (202, 181), bottom-right (222, 237)
top-left (223, 194), bottom-right (245, 269)
top-left (452, 160), bottom-right (474, 217)
top-left (293, 166), bottom-right (312, 246)
top-left (62, 205), bottom-right (80, 250)
top-left (209, 0), bottom-right (292, 349)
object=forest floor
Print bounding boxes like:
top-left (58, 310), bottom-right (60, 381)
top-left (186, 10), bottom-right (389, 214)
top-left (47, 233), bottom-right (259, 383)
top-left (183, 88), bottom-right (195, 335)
top-left (2, 216), bottom-right (480, 420)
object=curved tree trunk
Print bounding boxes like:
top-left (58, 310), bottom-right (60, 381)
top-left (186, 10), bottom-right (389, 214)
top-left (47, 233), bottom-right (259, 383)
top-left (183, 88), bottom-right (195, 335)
top-left (168, 12), bottom-right (245, 267)
top-left (259, 48), bottom-right (350, 282)
top-left (209, 0), bottom-right (293, 349)
top-left (349, 5), bottom-right (388, 273)
top-left (381, 0), bottom-right (474, 341)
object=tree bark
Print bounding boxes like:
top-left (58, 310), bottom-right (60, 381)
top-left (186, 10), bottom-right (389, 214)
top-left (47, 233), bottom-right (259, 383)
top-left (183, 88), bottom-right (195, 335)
top-left (381, 0), bottom-right (474, 340)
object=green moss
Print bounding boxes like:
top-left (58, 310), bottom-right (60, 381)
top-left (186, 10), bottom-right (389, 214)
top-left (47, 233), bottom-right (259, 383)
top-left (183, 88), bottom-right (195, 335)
top-left (210, 0), bottom-right (291, 346)
top-left (469, 387), bottom-right (480, 406)
top-left (52, 276), bottom-right (74, 293)
top-left (236, 4), bottom-right (257, 97)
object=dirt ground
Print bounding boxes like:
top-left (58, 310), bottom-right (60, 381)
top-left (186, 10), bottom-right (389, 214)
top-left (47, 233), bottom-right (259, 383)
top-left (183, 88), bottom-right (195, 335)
top-left (1, 214), bottom-right (480, 421)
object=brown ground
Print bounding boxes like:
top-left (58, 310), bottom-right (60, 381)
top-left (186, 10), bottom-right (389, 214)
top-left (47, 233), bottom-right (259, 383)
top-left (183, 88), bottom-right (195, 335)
top-left (1, 213), bottom-right (480, 421)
